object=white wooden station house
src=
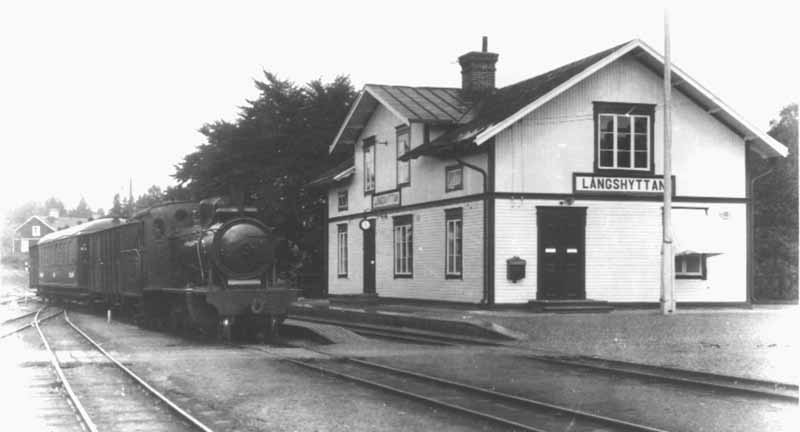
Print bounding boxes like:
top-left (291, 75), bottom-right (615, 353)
top-left (312, 38), bottom-right (787, 306)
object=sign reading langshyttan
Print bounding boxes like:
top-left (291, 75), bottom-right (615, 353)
top-left (573, 173), bottom-right (676, 196)
top-left (372, 190), bottom-right (401, 209)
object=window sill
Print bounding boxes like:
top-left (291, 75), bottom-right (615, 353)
top-left (676, 275), bottom-right (706, 280)
top-left (394, 274), bottom-right (413, 279)
top-left (445, 273), bottom-right (462, 280)
top-left (594, 168), bottom-right (654, 176)
top-left (337, 274), bottom-right (348, 279)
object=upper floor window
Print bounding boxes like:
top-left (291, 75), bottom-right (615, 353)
top-left (32, 225), bottom-right (41, 237)
top-left (445, 165), bottom-right (463, 192)
top-left (594, 102), bottom-right (654, 172)
top-left (396, 126), bottom-right (410, 186)
top-left (337, 190), bottom-right (348, 211)
top-left (363, 137), bottom-right (376, 193)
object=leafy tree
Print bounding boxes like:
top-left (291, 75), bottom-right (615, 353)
top-left (174, 72), bottom-right (356, 282)
top-left (68, 196), bottom-right (93, 218)
top-left (43, 197), bottom-right (66, 217)
top-left (751, 103), bottom-right (798, 301)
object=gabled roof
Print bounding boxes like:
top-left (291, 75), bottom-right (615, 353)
top-left (406, 39), bottom-right (787, 159)
top-left (306, 158), bottom-right (355, 188)
top-left (329, 85), bottom-right (473, 153)
top-left (14, 215), bottom-right (55, 234)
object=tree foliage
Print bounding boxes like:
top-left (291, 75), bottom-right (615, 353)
top-left (68, 197), bottom-right (93, 218)
top-left (174, 72), bottom-right (356, 269)
top-left (751, 103), bottom-right (798, 301)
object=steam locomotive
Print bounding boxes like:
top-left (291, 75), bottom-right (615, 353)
top-left (29, 198), bottom-right (297, 340)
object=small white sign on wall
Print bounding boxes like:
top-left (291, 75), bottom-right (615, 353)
top-left (573, 173), bottom-right (676, 196)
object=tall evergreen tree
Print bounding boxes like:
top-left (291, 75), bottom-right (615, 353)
top-left (751, 103), bottom-right (798, 301)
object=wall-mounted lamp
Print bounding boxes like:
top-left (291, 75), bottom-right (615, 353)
top-left (559, 197), bottom-right (575, 206)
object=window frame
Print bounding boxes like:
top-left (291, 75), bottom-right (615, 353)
top-left (675, 254), bottom-right (707, 280)
top-left (363, 136), bottom-right (376, 194)
top-left (593, 102), bottom-right (655, 175)
top-left (393, 214), bottom-right (413, 278)
top-left (32, 225), bottom-right (41, 237)
top-left (396, 125), bottom-right (411, 187)
top-left (337, 190), bottom-right (348, 212)
top-left (445, 164), bottom-right (464, 192)
top-left (444, 208), bottom-right (463, 279)
top-left (337, 224), bottom-right (348, 277)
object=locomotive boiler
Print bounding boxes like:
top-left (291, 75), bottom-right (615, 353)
top-left (31, 197), bottom-right (297, 340)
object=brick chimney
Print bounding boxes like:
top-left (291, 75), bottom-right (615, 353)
top-left (458, 36), bottom-right (498, 99)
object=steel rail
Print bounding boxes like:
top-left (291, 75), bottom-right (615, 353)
top-left (63, 311), bottom-right (216, 432)
top-left (283, 357), bottom-right (549, 432)
top-left (278, 343), bottom-right (669, 432)
top-left (1, 309), bottom-right (62, 339)
top-left (526, 355), bottom-right (799, 403)
top-left (1, 310), bottom-right (37, 325)
top-left (33, 308), bottom-right (99, 432)
top-left (346, 357), bottom-right (670, 432)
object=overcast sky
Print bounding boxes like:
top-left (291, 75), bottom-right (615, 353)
top-left (1, 0), bottom-right (796, 216)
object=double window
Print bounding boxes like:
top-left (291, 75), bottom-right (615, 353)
top-left (337, 224), bottom-right (348, 277)
top-left (445, 208), bottom-right (463, 278)
top-left (594, 102), bottom-right (654, 172)
top-left (393, 215), bottom-right (413, 277)
top-left (397, 126), bottom-right (410, 186)
top-left (363, 137), bottom-right (376, 193)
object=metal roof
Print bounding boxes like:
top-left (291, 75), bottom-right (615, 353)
top-left (306, 158), bottom-right (355, 187)
top-left (330, 85), bottom-right (473, 153)
top-left (36, 218), bottom-right (127, 246)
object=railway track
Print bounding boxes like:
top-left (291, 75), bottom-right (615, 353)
top-left (524, 354), bottom-right (799, 403)
top-left (278, 345), bottom-right (668, 432)
top-left (289, 317), bottom-right (799, 405)
top-left (1, 307), bottom-right (61, 339)
top-left (33, 309), bottom-right (216, 432)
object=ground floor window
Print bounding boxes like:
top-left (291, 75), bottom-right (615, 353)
top-left (445, 208), bottom-right (462, 278)
top-left (393, 215), bottom-right (413, 277)
top-left (675, 254), bottom-right (706, 279)
top-left (337, 224), bottom-right (348, 277)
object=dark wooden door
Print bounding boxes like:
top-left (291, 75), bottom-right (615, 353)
top-left (363, 219), bottom-right (376, 294)
top-left (537, 207), bottom-right (586, 300)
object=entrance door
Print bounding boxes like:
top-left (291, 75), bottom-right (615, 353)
top-left (537, 207), bottom-right (586, 300)
top-left (362, 219), bottom-right (376, 294)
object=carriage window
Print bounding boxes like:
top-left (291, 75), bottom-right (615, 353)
top-left (153, 218), bottom-right (166, 239)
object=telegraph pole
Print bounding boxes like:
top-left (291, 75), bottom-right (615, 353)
top-left (661, 9), bottom-right (676, 314)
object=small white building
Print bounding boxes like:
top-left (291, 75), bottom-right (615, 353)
top-left (313, 39), bottom-right (787, 306)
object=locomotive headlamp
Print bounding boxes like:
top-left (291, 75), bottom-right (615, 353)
top-left (359, 218), bottom-right (372, 231)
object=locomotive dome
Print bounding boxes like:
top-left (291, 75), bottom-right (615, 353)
top-left (212, 218), bottom-right (274, 279)
top-left (36, 218), bottom-right (126, 246)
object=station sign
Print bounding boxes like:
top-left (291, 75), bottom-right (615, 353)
top-left (573, 173), bottom-right (676, 196)
top-left (372, 190), bottom-right (401, 209)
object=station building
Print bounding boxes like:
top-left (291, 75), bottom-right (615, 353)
top-left (312, 39), bottom-right (787, 306)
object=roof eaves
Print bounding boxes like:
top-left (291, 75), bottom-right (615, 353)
top-left (474, 39), bottom-right (641, 145)
top-left (364, 85), bottom-right (411, 125)
top-left (13, 215), bottom-right (54, 233)
top-left (329, 90), bottom-right (366, 154)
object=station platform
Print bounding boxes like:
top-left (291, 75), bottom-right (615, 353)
top-left (289, 297), bottom-right (798, 383)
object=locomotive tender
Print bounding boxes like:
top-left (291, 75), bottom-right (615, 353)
top-left (29, 198), bottom-right (297, 339)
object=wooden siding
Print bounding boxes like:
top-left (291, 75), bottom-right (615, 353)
top-left (328, 200), bottom-right (484, 302)
top-left (494, 198), bottom-right (746, 303)
top-left (329, 104), bottom-right (488, 217)
top-left (494, 56), bottom-right (746, 198)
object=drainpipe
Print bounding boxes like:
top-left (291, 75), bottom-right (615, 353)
top-left (748, 167), bottom-right (774, 303)
top-left (454, 158), bottom-right (490, 305)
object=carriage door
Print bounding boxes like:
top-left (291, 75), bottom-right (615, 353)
top-left (118, 222), bottom-right (143, 298)
top-left (537, 207), bottom-right (586, 300)
top-left (78, 238), bottom-right (89, 287)
top-left (362, 219), bottom-right (376, 295)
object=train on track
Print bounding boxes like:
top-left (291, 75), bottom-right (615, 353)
top-left (28, 197), bottom-right (297, 340)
